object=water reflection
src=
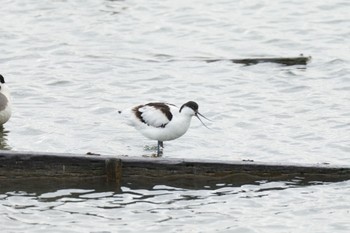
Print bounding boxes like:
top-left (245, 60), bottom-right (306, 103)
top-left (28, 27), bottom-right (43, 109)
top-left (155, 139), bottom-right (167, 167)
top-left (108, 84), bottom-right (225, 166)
top-left (0, 174), bottom-right (329, 196)
top-left (102, 0), bottom-right (128, 15)
top-left (0, 125), bottom-right (11, 150)
top-left (1, 181), bottom-right (349, 233)
top-left (0, 178), bottom-right (122, 195)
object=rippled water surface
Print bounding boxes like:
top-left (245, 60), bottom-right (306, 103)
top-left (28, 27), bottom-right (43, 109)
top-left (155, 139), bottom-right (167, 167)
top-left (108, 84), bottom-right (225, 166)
top-left (1, 181), bottom-right (350, 232)
top-left (1, 0), bottom-right (350, 232)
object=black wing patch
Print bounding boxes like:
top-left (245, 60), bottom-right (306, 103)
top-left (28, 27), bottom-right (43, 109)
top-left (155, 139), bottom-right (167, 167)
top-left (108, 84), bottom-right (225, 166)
top-left (133, 102), bottom-right (173, 128)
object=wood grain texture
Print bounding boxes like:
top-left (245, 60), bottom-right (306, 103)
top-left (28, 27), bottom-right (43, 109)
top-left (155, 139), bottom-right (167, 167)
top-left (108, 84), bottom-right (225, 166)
top-left (0, 151), bottom-right (349, 191)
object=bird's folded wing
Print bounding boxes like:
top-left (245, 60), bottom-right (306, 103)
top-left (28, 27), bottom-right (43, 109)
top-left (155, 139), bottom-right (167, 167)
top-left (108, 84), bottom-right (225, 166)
top-left (138, 105), bottom-right (172, 128)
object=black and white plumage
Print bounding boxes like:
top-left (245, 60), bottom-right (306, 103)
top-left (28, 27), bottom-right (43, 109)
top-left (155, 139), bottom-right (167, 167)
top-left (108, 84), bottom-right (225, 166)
top-left (119, 101), bottom-right (209, 156)
top-left (0, 74), bottom-right (11, 125)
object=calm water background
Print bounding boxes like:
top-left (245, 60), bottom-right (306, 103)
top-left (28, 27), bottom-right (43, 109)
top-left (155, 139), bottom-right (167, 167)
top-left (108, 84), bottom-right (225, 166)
top-left (1, 0), bottom-right (350, 232)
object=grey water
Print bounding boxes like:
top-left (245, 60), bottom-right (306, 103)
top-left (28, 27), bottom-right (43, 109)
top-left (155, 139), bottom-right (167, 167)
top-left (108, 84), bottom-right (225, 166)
top-left (1, 0), bottom-right (350, 232)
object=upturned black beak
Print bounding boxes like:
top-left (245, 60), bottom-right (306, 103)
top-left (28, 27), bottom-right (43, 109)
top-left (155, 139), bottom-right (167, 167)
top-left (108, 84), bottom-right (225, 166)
top-left (195, 112), bottom-right (212, 129)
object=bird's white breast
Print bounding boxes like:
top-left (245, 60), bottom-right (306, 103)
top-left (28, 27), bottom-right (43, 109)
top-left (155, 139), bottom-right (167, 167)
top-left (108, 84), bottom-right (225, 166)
top-left (0, 86), bottom-right (11, 125)
top-left (0, 104), bottom-right (11, 125)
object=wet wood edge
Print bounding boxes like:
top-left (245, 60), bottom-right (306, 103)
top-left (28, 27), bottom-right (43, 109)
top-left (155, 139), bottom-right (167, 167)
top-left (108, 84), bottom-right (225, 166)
top-left (205, 55), bottom-right (312, 66)
top-left (0, 150), bottom-right (349, 190)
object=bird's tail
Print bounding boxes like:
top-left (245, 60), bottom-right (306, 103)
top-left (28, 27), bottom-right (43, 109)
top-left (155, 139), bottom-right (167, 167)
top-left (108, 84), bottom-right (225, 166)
top-left (118, 108), bottom-right (135, 127)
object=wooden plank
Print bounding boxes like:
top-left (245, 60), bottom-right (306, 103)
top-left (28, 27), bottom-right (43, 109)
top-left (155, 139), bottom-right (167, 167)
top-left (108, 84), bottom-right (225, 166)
top-left (0, 151), bottom-right (349, 191)
top-left (121, 157), bottom-right (350, 189)
top-left (205, 55), bottom-right (311, 66)
top-left (0, 151), bottom-right (121, 182)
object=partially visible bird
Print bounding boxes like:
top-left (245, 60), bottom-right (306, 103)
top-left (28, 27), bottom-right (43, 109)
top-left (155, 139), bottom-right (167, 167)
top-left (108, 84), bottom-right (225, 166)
top-left (0, 74), bottom-right (11, 125)
top-left (119, 101), bottom-right (210, 156)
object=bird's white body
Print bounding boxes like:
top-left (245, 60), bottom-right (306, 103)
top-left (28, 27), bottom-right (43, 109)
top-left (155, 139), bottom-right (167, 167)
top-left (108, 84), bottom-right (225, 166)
top-left (119, 101), bottom-right (208, 156)
top-left (0, 81), bottom-right (11, 125)
top-left (120, 103), bottom-right (195, 141)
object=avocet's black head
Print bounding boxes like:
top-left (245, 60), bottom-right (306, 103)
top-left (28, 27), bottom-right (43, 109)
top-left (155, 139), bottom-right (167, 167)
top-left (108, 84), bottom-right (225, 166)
top-left (0, 75), bottom-right (5, 84)
top-left (180, 101), bottom-right (198, 113)
top-left (180, 101), bottom-right (212, 129)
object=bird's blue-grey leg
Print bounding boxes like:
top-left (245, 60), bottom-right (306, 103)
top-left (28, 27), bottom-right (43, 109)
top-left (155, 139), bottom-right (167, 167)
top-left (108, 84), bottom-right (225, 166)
top-left (157, 141), bottom-right (164, 157)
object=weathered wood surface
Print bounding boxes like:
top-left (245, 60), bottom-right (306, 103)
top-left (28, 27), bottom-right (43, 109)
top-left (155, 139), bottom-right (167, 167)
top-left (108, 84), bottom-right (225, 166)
top-left (205, 55), bottom-right (311, 66)
top-left (0, 151), bottom-right (121, 183)
top-left (0, 150), bottom-right (349, 191)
